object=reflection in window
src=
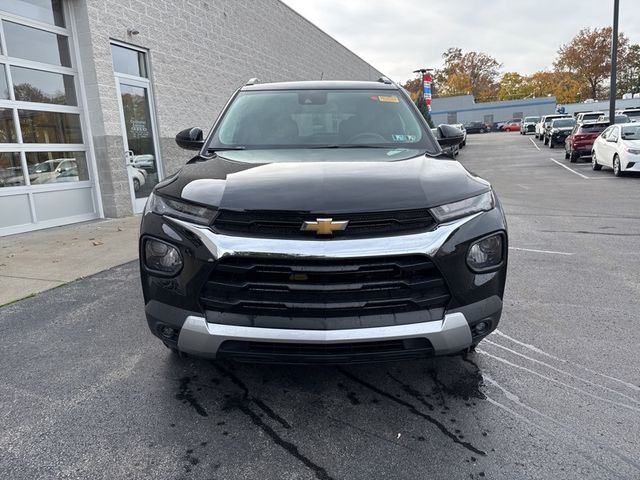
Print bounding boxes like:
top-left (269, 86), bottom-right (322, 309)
top-left (25, 151), bottom-right (88, 184)
top-left (11, 66), bottom-right (77, 105)
top-left (0, 65), bottom-right (8, 99)
top-left (0, 0), bottom-right (65, 27)
top-left (0, 152), bottom-right (24, 188)
top-left (111, 44), bottom-right (147, 77)
top-left (3, 21), bottom-right (71, 67)
top-left (0, 108), bottom-right (17, 142)
top-left (19, 110), bottom-right (82, 144)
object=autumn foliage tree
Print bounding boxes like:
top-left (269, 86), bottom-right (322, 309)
top-left (554, 27), bottom-right (629, 100)
top-left (434, 48), bottom-right (501, 101)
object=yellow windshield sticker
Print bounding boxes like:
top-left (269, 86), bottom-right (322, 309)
top-left (377, 95), bottom-right (399, 103)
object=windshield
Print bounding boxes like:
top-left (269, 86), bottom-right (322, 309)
top-left (553, 119), bottom-right (575, 128)
top-left (208, 89), bottom-right (434, 152)
top-left (582, 113), bottom-right (601, 119)
top-left (625, 110), bottom-right (640, 118)
top-left (524, 117), bottom-right (539, 122)
top-left (579, 123), bottom-right (607, 133)
top-left (621, 125), bottom-right (640, 139)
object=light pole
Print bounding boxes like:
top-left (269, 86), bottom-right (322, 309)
top-left (609, 0), bottom-right (620, 125)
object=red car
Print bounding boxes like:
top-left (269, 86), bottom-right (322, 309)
top-left (501, 120), bottom-right (522, 132)
top-left (564, 122), bottom-right (609, 162)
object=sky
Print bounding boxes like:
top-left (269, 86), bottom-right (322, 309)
top-left (281, 0), bottom-right (640, 83)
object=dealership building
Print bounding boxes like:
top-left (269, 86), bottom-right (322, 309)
top-left (0, 0), bottom-right (382, 236)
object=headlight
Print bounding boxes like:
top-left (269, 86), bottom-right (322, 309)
top-left (430, 191), bottom-right (494, 223)
top-left (627, 148), bottom-right (640, 155)
top-left (467, 233), bottom-right (505, 272)
top-left (145, 192), bottom-right (217, 225)
top-left (143, 238), bottom-right (183, 275)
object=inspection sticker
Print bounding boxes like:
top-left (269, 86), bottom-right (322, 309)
top-left (377, 95), bottom-right (399, 103)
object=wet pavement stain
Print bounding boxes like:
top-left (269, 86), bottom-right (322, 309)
top-left (338, 368), bottom-right (487, 456)
top-left (176, 376), bottom-right (208, 417)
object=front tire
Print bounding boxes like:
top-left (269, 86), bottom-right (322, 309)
top-left (570, 151), bottom-right (579, 163)
top-left (592, 151), bottom-right (602, 170)
top-left (613, 155), bottom-right (623, 177)
top-left (549, 138), bottom-right (554, 148)
top-left (565, 150), bottom-right (570, 159)
top-left (543, 136), bottom-right (548, 145)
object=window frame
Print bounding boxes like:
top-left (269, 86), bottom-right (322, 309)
top-left (0, 5), bottom-right (90, 195)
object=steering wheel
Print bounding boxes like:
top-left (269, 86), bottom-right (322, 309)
top-left (346, 132), bottom-right (387, 144)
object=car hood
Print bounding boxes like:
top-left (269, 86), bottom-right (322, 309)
top-left (157, 149), bottom-right (490, 213)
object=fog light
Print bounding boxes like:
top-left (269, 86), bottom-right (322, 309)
top-left (467, 233), bottom-right (504, 271)
top-left (144, 238), bottom-right (183, 274)
top-left (475, 321), bottom-right (489, 334)
top-left (159, 325), bottom-right (177, 339)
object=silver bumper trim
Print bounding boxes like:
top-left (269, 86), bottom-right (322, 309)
top-left (169, 213), bottom-right (481, 260)
top-left (177, 312), bottom-right (473, 358)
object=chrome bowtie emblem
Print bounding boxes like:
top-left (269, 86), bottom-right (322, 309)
top-left (301, 218), bottom-right (349, 235)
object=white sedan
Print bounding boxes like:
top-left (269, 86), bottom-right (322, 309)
top-left (592, 123), bottom-right (640, 177)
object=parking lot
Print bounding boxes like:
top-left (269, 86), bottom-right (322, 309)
top-left (1, 132), bottom-right (639, 480)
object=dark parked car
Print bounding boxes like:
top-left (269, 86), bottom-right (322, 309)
top-left (564, 121), bottom-right (609, 162)
top-left (138, 79), bottom-right (508, 363)
top-left (547, 118), bottom-right (576, 148)
top-left (463, 121), bottom-right (488, 133)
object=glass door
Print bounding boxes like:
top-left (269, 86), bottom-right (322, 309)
top-left (112, 43), bottom-right (161, 213)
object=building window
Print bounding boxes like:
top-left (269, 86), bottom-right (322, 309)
top-left (0, 0), bottom-right (65, 27)
top-left (0, 3), bottom-right (95, 233)
top-left (111, 44), bottom-right (147, 78)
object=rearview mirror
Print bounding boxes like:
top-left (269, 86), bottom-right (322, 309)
top-left (436, 124), bottom-right (465, 147)
top-left (175, 127), bottom-right (204, 150)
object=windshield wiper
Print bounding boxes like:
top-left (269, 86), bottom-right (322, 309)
top-left (206, 146), bottom-right (246, 152)
top-left (309, 144), bottom-right (391, 149)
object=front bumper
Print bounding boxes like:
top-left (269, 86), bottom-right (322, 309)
top-left (140, 207), bottom-right (507, 362)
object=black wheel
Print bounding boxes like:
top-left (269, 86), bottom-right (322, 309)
top-left (613, 155), bottom-right (623, 177)
top-left (543, 136), bottom-right (548, 145)
top-left (564, 150), bottom-right (570, 160)
top-left (591, 151), bottom-right (602, 171)
top-left (570, 151), bottom-right (579, 163)
top-left (548, 139), bottom-right (554, 148)
top-left (133, 178), bottom-right (140, 191)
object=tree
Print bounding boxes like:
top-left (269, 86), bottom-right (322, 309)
top-left (400, 78), bottom-right (422, 101)
top-left (554, 27), bottom-right (629, 100)
top-left (618, 44), bottom-right (640, 95)
top-left (435, 48), bottom-right (501, 101)
top-left (498, 72), bottom-right (530, 100)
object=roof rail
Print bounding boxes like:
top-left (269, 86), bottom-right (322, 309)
top-left (377, 76), bottom-right (393, 85)
top-left (245, 78), bottom-right (260, 86)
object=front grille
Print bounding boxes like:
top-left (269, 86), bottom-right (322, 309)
top-left (199, 255), bottom-right (450, 318)
top-left (217, 338), bottom-right (434, 364)
top-left (212, 209), bottom-right (436, 239)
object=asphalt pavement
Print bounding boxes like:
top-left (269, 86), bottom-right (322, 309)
top-left (1, 132), bottom-right (639, 480)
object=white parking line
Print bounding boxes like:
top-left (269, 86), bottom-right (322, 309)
top-left (509, 247), bottom-right (574, 256)
top-left (529, 138), bottom-right (540, 151)
top-left (549, 158), bottom-right (589, 179)
top-left (516, 184), bottom-right (530, 190)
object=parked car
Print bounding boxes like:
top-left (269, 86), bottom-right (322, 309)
top-left (139, 79), bottom-right (507, 362)
top-left (127, 151), bottom-right (155, 172)
top-left (451, 123), bottom-right (467, 147)
top-left (501, 119), bottom-right (522, 132)
top-left (541, 114), bottom-right (571, 144)
top-left (547, 118), bottom-right (576, 148)
top-left (564, 121), bottom-right (609, 162)
top-left (591, 123), bottom-right (640, 176)
top-left (596, 114), bottom-right (630, 124)
top-left (128, 165), bottom-right (146, 191)
top-left (490, 121), bottom-right (507, 132)
top-left (575, 111), bottom-right (604, 124)
top-left (616, 108), bottom-right (640, 122)
top-left (520, 116), bottom-right (540, 135)
top-left (536, 114), bottom-right (569, 139)
top-left (463, 121), bottom-right (488, 133)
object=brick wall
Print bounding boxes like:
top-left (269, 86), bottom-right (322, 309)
top-left (71, 0), bottom-right (383, 217)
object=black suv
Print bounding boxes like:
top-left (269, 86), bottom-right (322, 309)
top-left (139, 79), bottom-right (508, 364)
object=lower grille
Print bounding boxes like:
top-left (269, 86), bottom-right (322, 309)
top-left (217, 338), bottom-right (434, 364)
top-left (199, 255), bottom-right (450, 318)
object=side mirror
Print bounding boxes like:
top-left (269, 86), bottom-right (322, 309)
top-left (436, 124), bottom-right (465, 147)
top-left (175, 127), bottom-right (204, 150)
